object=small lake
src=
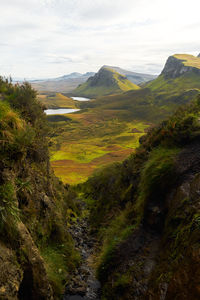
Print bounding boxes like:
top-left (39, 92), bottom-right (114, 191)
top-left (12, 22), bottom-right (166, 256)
top-left (71, 96), bottom-right (90, 101)
top-left (44, 108), bottom-right (80, 115)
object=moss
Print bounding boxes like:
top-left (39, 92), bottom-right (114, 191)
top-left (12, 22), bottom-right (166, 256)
top-left (135, 146), bottom-right (180, 221)
top-left (40, 244), bottom-right (80, 298)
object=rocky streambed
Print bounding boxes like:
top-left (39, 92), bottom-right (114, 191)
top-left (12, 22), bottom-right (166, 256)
top-left (64, 212), bottom-right (101, 300)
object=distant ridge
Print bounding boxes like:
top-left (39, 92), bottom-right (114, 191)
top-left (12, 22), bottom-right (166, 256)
top-left (73, 66), bottom-right (140, 97)
top-left (103, 65), bottom-right (157, 84)
top-left (30, 72), bottom-right (95, 93)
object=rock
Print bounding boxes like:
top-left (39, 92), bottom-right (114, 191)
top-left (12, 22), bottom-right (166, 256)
top-left (0, 242), bottom-right (23, 300)
top-left (161, 55), bottom-right (200, 79)
top-left (17, 222), bottom-right (54, 300)
top-left (64, 215), bottom-right (100, 300)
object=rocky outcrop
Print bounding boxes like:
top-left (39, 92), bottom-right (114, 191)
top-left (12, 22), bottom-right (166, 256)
top-left (87, 67), bottom-right (125, 88)
top-left (161, 55), bottom-right (200, 79)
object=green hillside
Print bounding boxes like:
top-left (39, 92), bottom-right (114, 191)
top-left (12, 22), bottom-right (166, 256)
top-left (49, 54), bottom-right (200, 184)
top-left (146, 54), bottom-right (200, 96)
top-left (82, 95), bottom-right (200, 299)
top-left (73, 66), bottom-right (140, 98)
top-left (37, 92), bottom-right (79, 109)
top-left (174, 53), bottom-right (200, 68)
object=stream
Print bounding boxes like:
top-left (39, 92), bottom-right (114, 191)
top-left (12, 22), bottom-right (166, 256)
top-left (63, 209), bottom-right (101, 300)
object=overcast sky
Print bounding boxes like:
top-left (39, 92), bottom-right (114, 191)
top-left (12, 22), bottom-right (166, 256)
top-left (0, 0), bottom-right (200, 78)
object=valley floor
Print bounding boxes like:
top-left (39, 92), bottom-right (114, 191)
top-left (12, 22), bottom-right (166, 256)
top-left (49, 110), bottom-right (149, 184)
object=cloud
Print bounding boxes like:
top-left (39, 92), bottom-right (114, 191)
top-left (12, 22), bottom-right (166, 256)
top-left (0, 0), bottom-right (200, 77)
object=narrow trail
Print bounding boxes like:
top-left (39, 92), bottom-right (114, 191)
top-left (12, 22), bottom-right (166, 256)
top-left (63, 207), bottom-right (101, 300)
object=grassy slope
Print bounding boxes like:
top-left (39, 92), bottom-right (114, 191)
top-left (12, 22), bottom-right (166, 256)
top-left (37, 92), bottom-right (79, 109)
top-left (174, 54), bottom-right (200, 69)
top-left (73, 68), bottom-right (140, 98)
top-left (81, 97), bottom-right (200, 299)
top-left (147, 73), bottom-right (200, 95)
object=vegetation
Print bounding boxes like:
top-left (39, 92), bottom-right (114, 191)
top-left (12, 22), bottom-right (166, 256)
top-left (73, 67), bottom-right (140, 98)
top-left (0, 78), bottom-right (80, 299)
top-left (174, 54), bottom-right (200, 69)
top-left (48, 109), bottom-right (148, 184)
top-left (37, 92), bottom-right (79, 109)
top-left (81, 95), bottom-right (200, 299)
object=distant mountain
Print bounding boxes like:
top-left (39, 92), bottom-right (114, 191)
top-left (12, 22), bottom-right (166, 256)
top-left (79, 53), bottom-right (200, 124)
top-left (103, 65), bottom-right (157, 84)
top-left (73, 66), bottom-right (140, 98)
top-left (30, 72), bottom-right (95, 93)
top-left (48, 72), bottom-right (95, 81)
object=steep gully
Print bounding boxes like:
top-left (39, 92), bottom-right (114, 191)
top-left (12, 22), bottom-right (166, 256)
top-left (63, 203), bottom-right (101, 300)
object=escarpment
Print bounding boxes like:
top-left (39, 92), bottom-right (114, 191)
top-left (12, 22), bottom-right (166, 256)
top-left (161, 54), bottom-right (200, 79)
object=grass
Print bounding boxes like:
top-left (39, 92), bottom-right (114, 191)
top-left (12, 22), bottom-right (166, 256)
top-left (40, 244), bottom-right (80, 297)
top-left (49, 110), bottom-right (149, 184)
top-left (147, 73), bottom-right (200, 95)
top-left (48, 63), bottom-right (200, 186)
top-left (135, 146), bottom-right (180, 221)
top-left (174, 54), bottom-right (200, 69)
top-left (37, 92), bottom-right (79, 109)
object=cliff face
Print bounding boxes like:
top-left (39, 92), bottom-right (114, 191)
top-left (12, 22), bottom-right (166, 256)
top-left (0, 79), bottom-right (78, 299)
top-left (87, 67), bottom-right (123, 87)
top-left (161, 55), bottom-right (200, 79)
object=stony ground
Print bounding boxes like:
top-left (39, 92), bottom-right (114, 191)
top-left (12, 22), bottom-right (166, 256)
top-left (63, 208), bottom-right (101, 300)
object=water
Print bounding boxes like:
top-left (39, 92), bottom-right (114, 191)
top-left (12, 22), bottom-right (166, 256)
top-left (44, 108), bottom-right (80, 115)
top-left (71, 97), bottom-right (90, 101)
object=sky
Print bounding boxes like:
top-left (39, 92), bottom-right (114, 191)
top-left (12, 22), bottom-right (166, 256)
top-left (0, 0), bottom-right (200, 78)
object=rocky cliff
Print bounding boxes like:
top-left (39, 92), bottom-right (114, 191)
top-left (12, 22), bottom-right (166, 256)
top-left (161, 54), bottom-right (200, 79)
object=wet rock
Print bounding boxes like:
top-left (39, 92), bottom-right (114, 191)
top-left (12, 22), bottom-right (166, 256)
top-left (64, 215), bottom-right (101, 300)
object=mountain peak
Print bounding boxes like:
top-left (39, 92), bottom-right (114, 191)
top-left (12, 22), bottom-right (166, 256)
top-left (161, 54), bottom-right (200, 79)
top-left (198, 53), bottom-right (200, 57)
top-left (73, 66), bottom-right (140, 97)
